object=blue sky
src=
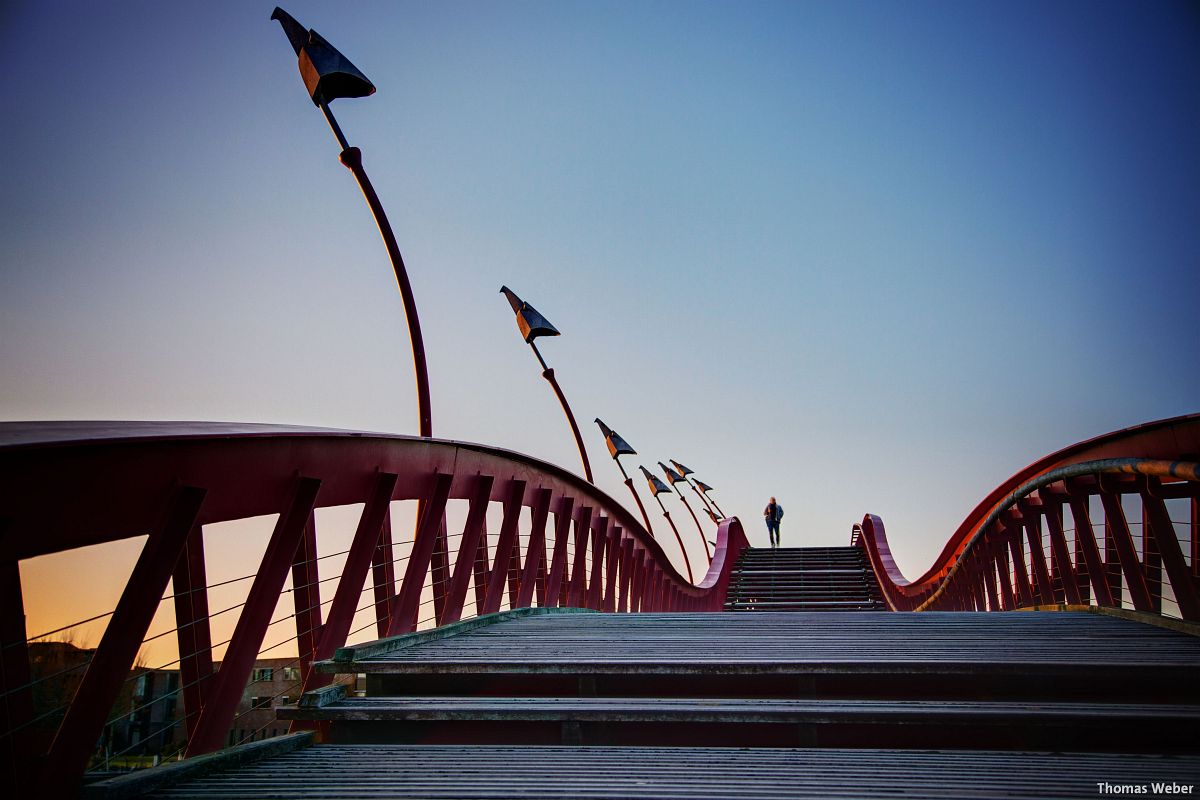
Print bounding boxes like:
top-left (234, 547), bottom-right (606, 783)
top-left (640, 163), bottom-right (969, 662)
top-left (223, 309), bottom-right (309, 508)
top-left (2, 0), bottom-right (1197, 584)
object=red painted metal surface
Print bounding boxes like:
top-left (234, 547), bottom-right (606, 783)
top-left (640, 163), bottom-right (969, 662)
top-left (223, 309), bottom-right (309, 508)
top-left (0, 422), bottom-right (747, 789)
top-left (854, 414), bottom-right (1200, 620)
top-left (337, 147), bottom-right (432, 439)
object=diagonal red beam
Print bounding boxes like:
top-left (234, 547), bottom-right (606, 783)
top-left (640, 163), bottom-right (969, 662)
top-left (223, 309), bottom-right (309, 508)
top-left (1066, 494), bottom-right (1116, 607)
top-left (1042, 500), bottom-right (1082, 605)
top-left (442, 475), bottom-right (496, 624)
top-left (515, 489), bottom-right (553, 609)
top-left (587, 515), bottom-right (609, 609)
top-left (1141, 480), bottom-right (1200, 620)
top-left (567, 506), bottom-right (593, 608)
top-left (49, 485), bottom-right (206, 788)
top-left (603, 526), bottom-right (621, 612)
top-left (187, 478), bottom-right (319, 756)
top-left (388, 473), bottom-right (454, 635)
top-left (480, 480), bottom-right (527, 616)
top-left (543, 497), bottom-right (574, 608)
top-left (1005, 524), bottom-right (1033, 607)
top-left (1099, 489), bottom-right (1154, 612)
top-left (309, 472), bottom-right (398, 674)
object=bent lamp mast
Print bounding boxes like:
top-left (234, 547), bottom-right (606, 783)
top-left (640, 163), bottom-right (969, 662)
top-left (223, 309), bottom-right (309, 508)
top-left (500, 285), bottom-right (593, 483)
top-left (271, 7), bottom-right (432, 437)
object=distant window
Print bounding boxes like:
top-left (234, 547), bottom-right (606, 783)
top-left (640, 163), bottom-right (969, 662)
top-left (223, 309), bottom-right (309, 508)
top-left (280, 696), bottom-right (293, 705)
top-left (282, 667), bottom-right (300, 681)
top-left (134, 673), bottom-right (148, 695)
top-left (251, 668), bottom-right (273, 682)
top-left (250, 697), bottom-right (271, 710)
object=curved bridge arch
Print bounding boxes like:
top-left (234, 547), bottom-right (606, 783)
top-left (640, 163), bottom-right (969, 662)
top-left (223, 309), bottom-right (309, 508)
top-left (0, 422), bottom-right (748, 790)
top-left (855, 414), bottom-right (1200, 617)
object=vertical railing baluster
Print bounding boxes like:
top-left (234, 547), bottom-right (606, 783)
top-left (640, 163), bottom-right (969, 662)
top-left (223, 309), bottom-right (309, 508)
top-left (372, 508), bottom-right (397, 638)
top-left (1141, 501), bottom-right (1162, 614)
top-left (290, 514), bottom-right (321, 686)
top-left (173, 524), bottom-right (214, 742)
top-left (472, 519), bottom-right (491, 613)
top-left (430, 519), bottom-right (451, 624)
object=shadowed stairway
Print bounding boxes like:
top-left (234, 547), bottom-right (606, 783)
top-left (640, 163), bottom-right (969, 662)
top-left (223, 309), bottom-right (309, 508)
top-left (725, 546), bottom-right (887, 611)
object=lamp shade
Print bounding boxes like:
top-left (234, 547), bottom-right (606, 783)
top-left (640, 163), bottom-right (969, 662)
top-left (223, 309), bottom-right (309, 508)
top-left (658, 462), bottom-right (686, 487)
top-left (670, 459), bottom-right (695, 477)
top-left (500, 286), bottom-right (560, 343)
top-left (639, 465), bottom-right (671, 496)
top-left (272, 7), bottom-right (376, 106)
top-left (595, 418), bottom-right (636, 458)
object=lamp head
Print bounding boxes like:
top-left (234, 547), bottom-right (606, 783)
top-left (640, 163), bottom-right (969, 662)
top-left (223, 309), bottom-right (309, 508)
top-left (694, 479), bottom-right (714, 493)
top-left (271, 7), bottom-right (376, 106)
top-left (639, 465), bottom-right (671, 496)
top-left (670, 459), bottom-right (694, 477)
top-left (658, 461), bottom-right (686, 487)
top-left (594, 418), bottom-right (636, 459)
top-left (499, 286), bottom-right (560, 343)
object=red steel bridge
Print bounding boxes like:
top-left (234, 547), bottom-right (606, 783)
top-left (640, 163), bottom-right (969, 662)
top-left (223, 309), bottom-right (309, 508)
top-left (1, 414), bottom-right (1198, 798)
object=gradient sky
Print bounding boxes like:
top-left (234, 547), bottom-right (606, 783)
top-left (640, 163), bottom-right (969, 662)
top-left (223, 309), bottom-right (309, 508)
top-left (3, 1), bottom-right (1198, 647)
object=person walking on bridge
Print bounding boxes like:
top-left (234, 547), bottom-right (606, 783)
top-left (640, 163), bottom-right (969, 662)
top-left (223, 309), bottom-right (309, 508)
top-left (764, 496), bottom-right (783, 548)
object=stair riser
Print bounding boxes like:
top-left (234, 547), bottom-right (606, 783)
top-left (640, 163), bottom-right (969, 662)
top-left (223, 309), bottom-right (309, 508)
top-left (320, 717), bottom-right (1199, 753)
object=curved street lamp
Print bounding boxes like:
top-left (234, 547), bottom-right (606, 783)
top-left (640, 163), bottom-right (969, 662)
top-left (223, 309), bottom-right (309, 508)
top-left (639, 465), bottom-right (693, 583)
top-left (671, 459), bottom-right (722, 523)
top-left (500, 286), bottom-right (593, 482)
top-left (271, 7), bottom-right (432, 437)
top-left (693, 478), bottom-right (726, 519)
top-left (659, 462), bottom-right (711, 562)
top-left (595, 418), bottom-right (654, 536)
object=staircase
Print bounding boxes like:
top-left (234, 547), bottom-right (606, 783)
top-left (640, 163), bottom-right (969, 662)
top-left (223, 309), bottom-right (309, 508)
top-left (725, 546), bottom-right (887, 611)
top-left (87, 610), bottom-right (1200, 798)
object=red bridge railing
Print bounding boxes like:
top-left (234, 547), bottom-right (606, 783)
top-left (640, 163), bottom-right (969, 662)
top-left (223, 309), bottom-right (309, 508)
top-left (0, 422), bottom-right (748, 793)
top-left (854, 414), bottom-right (1200, 620)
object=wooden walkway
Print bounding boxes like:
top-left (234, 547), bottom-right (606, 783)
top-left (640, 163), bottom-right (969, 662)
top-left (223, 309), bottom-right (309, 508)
top-left (116, 743), bottom-right (1200, 799)
top-left (87, 609), bottom-right (1200, 799)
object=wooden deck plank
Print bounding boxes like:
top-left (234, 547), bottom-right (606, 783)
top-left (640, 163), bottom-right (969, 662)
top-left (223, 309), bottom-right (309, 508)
top-left (96, 744), bottom-right (1200, 799)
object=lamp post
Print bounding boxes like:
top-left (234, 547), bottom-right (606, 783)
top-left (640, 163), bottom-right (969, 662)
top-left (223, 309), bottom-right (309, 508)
top-left (670, 459), bottom-right (722, 523)
top-left (595, 419), bottom-right (654, 536)
top-left (500, 286), bottom-right (593, 483)
top-left (271, 7), bottom-right (432, 437)
top-left (659, 462), bottom-right (711, 562)
top-left (694, 478), bottom-right (726, 519)
top-left (639, 466), bottom-right (693, 583)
